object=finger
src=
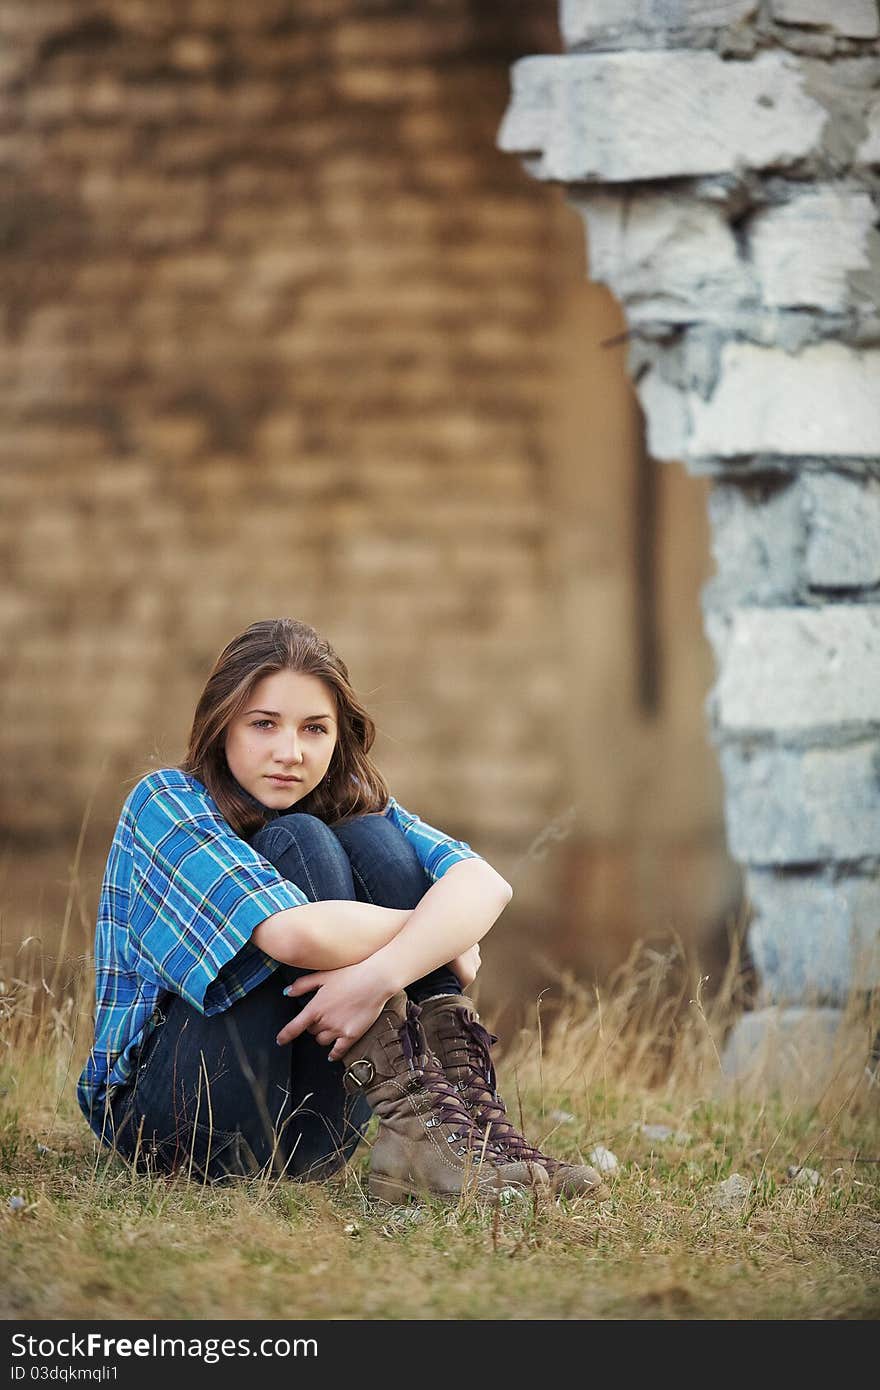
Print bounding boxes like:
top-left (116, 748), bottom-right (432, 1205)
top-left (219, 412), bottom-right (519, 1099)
top-left (284, 974), bottom-right (324, 998)
top-left (276, 1001), bottom-right (319, 1047)
top-left (328, 1036), bottom-right (353, 1063)
top-left (314, 1029), bottom-right (336, 1048)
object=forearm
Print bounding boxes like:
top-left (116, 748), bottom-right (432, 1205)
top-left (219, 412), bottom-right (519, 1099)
top-left (368, 858), bottom-right (512, 995)
top-left (251, 900), bottom-right (410, 970)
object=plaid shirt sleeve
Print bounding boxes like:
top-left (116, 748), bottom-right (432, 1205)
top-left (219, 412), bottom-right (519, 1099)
top-left (382, 796), bottom-right (483, 881)
top-left (129, 784), bottom-right (309, 1016)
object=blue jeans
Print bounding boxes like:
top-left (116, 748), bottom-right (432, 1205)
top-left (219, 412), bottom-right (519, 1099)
top-left (106, 812), bottom-right (462, 1183)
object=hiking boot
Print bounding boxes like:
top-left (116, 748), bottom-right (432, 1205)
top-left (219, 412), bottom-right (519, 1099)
top-left (419, 994), bottom-right (609, 1201)
top-left (340, 992), bottom-right (548, 1205)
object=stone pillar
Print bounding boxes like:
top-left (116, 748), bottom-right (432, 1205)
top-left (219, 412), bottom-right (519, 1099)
top-left (498, 1), bottom-right (880, 1075)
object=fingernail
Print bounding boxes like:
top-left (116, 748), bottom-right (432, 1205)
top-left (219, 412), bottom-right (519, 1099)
top-left (275, 1036), bottom-right (283, 1046)
top-left (281, 986), bottom-right (290, 996)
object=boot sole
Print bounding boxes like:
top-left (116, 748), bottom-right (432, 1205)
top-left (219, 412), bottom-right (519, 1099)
top-left (368, 1172), bottom-right (521, 1206)
top-left (368, 1173), bottom-right (461, 1205)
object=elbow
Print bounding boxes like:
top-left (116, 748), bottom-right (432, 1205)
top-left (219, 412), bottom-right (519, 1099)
top-left (252, 909), bottom-right (316, 969)
top-left (283, 917), bottom-right (320, 969)
top-left (490, 870), bottom-right (513, 907)
top-left (477, 862), bottom-right (513, 908)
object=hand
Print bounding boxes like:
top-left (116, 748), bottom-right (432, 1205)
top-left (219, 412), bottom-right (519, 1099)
top-left (449, 943), bottom-right (481, 991)
top-left (276, 959), bottom-right (393, 1063)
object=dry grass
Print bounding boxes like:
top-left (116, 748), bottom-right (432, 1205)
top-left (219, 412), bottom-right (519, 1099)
top-left (1, 931), bottom-right (879, 1321)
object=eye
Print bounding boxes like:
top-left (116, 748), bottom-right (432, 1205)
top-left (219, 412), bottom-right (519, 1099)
top-left (306, 724), bottom-right (329, 735)
top-left (251, 719), bottom-right (274, 729)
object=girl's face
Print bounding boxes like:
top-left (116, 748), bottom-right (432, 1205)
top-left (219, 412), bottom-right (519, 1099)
top-left (224, 669), bottom-right (338, 810)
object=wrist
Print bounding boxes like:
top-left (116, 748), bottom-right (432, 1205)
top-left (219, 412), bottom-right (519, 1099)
top-left (368, 944), bottom-right (405, 998)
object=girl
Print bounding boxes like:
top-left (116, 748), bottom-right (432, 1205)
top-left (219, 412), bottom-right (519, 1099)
top-left (78, 618), bottom-right (602, 1202)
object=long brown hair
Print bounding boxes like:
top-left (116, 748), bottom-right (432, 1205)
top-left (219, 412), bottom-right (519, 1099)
top-left (179, 618), bottom-right (389, 839)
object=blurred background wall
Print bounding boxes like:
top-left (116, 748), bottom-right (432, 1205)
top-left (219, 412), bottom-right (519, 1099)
top-left (1, 0), bottom-right (740, 1026)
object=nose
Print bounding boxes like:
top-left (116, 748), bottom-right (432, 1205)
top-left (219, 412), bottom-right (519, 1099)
top-left (275, 731), bottom-right (304, 765)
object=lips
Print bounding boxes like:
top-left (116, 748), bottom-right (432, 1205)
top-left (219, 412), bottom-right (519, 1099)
top-left (266, 775), bottom-right (302, 783)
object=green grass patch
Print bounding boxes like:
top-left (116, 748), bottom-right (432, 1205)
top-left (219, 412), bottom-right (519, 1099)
top-left (2, 948), bottom-right (879, 1320)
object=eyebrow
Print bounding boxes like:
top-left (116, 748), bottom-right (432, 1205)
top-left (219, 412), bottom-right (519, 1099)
top-left (244, 709), bottom-right (336, 722)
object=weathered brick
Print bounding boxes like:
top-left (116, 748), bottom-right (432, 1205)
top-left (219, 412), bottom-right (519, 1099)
top-left (575, 191), bottom-right (752, 322)
top-left (498, 51), bottom-right (827, 182)
top-left (769, 0), bottom-right (879, 40)
top-left (803, 473), bottom-right (880, 589)
top-left (746, 867), bottom-right (880, 1004)
top-left (858, 98), bottom-right (880, 161)
top-left (641, 343), bottom-right (880, 461)
top-left (561, 1), bottom-right (758, 49)
top-left (715, 606), bottom-right (880, 734)
top-left (705, 478), bottom-right (803, 606)
top-left (720, 741), bottom-right (880, 863)
top-left (748, 189), bottom-right (878, 313)
top-left (720, 1006), bottom-right (847, 1088)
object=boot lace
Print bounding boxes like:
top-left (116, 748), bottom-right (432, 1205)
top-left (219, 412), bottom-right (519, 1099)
top-left (398, 1003), bottom-right (495, 1155)
top-left (455, 1011), bottom-right (551, 1165)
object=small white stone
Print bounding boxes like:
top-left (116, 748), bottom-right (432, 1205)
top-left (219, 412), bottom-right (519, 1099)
top-left (548, 1109), bottom-right (576, 1125)
top-left (7, 1195), bottom-right (26, 1212)
top-left (639, 1123), bottom-right (692, 1144)
top-left (496, 1185), bottom-right (530, 1206)
top-left (787, 1164), bottom-right (822, 1187)
top-left (710, 1173), bottom-right (752, 1209)
top-left (589, 1145), bottom-right (619, 1174)
top-left (391, 1206), bottom-right (427, 1226)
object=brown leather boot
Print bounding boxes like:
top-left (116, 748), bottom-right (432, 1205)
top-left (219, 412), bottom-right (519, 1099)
top-left (340, 992), bottom-right (548, 1204)
top-left (419, 993), bottom-right (609, 1200)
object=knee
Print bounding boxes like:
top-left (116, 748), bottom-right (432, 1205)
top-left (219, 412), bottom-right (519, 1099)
top-left (333, 813), bottom-right (429, 903)
top-left (335, 813), bottom-right (416, 860)
top-left (253, 813), bottom-right (355, 903)
top-left (252, 813), bottom-right (348, 870)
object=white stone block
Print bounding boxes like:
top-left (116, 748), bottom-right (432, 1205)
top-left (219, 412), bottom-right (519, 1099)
top-left (769, 0), bottom-right (879, 39)
top-left (857, 99), bottom-right (880, 162)
top-left (747, 868), bottom-right (880, 1003)
top-left (636, 371), bottom-right (691, 460)
top-left (561, 0), bottom-right (759, 47)
top-left (720, 1007), bottom-right (847, 1091)
top-left (498, 51), bottom-right (827, 182)
top-left (749, 190), bottom-right (877, 312)
top-left (706, 479), bottom-right (804, 603)
top-left (650, 342), bottom-right (880, 460)
top-left (715, 606), bottom-right (880, 733)
top-left (575, 191), bottom-right (753, 321)
top-left (803, 473), bottom-right (880, 588)
top-left (720, 741), bottom-right (880, 862)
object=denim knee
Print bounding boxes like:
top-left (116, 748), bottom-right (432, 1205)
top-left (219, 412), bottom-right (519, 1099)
top-left (332, 813), bottom-right (430, 910)
top-left (252, 813), bottom-right (355, 903)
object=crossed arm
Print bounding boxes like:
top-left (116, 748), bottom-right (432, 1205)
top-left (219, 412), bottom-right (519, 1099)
top-left (249, 857), bottom-right (512, 1061)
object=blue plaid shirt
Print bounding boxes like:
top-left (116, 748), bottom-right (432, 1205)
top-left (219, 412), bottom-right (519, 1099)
top-left (77, 767), bottom-right (480, 1132)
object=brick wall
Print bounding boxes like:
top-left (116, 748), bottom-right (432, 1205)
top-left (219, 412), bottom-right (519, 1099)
top-left (2, 0), bottom-right (567, 847)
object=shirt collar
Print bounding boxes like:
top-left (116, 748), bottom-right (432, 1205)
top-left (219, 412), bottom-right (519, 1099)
top-left (230, 775), bottom-right (282, 820)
